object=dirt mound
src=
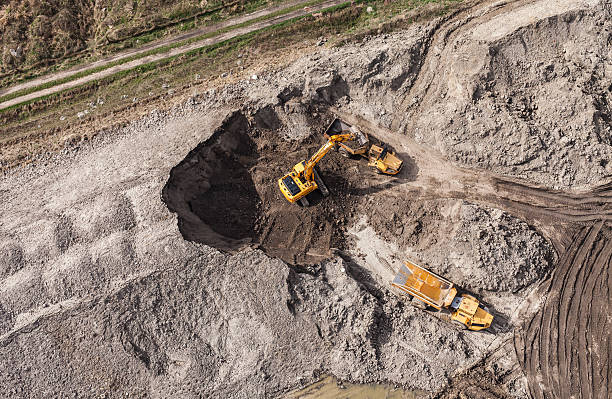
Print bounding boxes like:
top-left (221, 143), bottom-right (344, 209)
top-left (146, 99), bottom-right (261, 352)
top-left (0, 0), bottom-right (93, 73)
top-left (412, 6), bottom-right (612, 189)
top-left (352, 196), bottom-right (555, 294)
top-left (2, 0), bottom-right (610, 397)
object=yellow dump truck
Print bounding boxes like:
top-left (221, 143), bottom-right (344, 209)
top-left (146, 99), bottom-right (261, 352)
top-left (391, 260), bottom-right (493, 331)
top-left (324, 118), bottom-right (403, 175)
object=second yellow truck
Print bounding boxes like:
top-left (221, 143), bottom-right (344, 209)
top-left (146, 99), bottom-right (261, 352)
top-left (392, 260), bottom-right (494, 331)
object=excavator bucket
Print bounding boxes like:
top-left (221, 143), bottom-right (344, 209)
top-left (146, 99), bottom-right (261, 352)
top-left (326, 118), bottom-right (349, 135)
top-left (325, 118), bottom-right (369, 156)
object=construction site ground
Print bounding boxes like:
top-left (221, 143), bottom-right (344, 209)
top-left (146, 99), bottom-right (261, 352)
top-left (0, 0), bottom-right (610, 398)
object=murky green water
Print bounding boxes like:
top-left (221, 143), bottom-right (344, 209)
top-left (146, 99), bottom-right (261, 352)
top-left (284, 376), bottom-right (425, 399)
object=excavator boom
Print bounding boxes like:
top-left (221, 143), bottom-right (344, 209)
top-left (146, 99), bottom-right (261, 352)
top-left (303, 133), bottom-right (353, 181)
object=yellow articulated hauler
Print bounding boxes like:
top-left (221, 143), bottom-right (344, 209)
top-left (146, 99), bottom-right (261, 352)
top-left (391, 260), bottom-right (494, 331)
top-left (324, 118), bottom-right (403, 175)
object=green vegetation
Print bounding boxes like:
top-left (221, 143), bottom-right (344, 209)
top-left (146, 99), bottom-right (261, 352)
top-left (1, 0), bottom-right (463, 170)
top-left (0, 0), bottom-right (290, 88)
top-left (0, 0), bottom-right (330, 106)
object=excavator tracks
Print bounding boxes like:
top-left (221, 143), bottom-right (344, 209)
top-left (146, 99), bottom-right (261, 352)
top-left (313, 166), bottom-right (330, 198)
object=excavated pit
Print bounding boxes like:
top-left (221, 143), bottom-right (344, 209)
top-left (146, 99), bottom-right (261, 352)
top-left (162, 108), bottom-right (405, 265)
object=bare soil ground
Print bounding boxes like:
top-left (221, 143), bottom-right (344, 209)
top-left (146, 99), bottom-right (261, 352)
top-left (0, 0), bottom-right (610, 398)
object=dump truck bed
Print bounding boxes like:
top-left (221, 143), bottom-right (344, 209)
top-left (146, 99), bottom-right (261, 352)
top-left (391, 260), bottom-right (454, 309)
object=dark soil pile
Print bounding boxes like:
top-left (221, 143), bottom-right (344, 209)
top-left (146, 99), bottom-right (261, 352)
top-left (162, 108), bottom-right (393, 265)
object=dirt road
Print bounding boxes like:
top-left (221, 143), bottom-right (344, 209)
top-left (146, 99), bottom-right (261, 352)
top-left (0, 0), bottom-right (346, 110)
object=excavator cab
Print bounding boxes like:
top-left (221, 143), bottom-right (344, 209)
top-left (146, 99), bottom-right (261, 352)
top-left (278, 161), bottom-right (328, 207)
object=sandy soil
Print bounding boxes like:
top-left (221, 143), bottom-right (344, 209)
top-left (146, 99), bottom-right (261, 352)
top-left (0, 0), bottom-right (610, 398)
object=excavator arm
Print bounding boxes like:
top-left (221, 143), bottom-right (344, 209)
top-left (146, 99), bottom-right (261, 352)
top-left (303, 133), bottom-right (354, 181)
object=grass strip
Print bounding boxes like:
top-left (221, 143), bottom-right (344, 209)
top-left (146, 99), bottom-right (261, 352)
top-left (0, 0), bottom-right (329, 105)
top-left (1, 0), bottom-right (462, 115)
top-left (0, 1), bottom-right (356, 114)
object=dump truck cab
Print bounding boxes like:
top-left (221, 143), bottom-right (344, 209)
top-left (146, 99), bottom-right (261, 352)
top-left (449, 295), bottom-right (493, 331)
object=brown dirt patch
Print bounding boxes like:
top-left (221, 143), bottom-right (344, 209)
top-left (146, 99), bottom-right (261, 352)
top-left (161, 108), bottom-right (406, 265)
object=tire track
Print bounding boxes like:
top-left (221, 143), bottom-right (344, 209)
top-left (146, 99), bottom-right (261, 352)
top-left (515, 222), bottom-right (611, 399)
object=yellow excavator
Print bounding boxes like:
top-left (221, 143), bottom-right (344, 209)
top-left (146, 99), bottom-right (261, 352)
top-left (278, 132), bottom-right (354, 206)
